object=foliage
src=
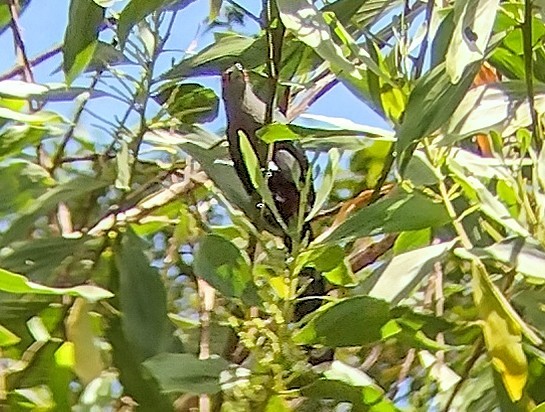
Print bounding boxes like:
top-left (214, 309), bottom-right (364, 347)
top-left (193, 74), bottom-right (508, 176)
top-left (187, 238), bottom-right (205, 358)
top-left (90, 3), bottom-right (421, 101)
top-left (3, 0), bottom-right (545, 410)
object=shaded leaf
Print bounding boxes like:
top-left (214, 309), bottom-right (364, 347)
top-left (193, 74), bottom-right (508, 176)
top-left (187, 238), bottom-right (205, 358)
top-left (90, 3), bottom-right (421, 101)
top-left (118, 0), bottom-right (192, 46)
top-left (154, 83), bottom-right (219, 124)
top-left (294, 296), bottom-right (390, 347)
top-left (396, 62), bottom-right (479, 168)
top-left (143, 353), bottom-right (229, 394)
top-left (115, 227), bottom-right (169, 360)
top-left (193, 234), bottom-right (258, 304)
top-left (306, 148), bottom-right (340, 221)
top-left (162, 33), bottom-right (264, 79)
top-left (318, 189), bottom-right (450, 244)
top-left (0, 175), bottom-right (110, 247)
top-left (107, 315), bottom-right (174, 411)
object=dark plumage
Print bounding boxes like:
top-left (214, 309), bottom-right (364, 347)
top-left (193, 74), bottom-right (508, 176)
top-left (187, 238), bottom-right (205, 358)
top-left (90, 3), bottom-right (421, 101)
top-left (221, 63), bottom-right (314, 234)
top-left (221, 64), bottom-right (325, 324)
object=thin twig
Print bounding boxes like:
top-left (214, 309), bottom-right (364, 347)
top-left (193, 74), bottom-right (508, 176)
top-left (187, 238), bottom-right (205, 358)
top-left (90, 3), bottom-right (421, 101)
top-left (50, 72), bottom-right (102, 172)
top-left (8, 0), bottom-right (34, 83)
top-left (523, 0), bottom-right (543, 142)
top-left (0, 44), bottom-right (62, 81)
top-left (225, 0), bottom-right (260, 23)
top-left (443, 339), bottom-right (484, 412)
top-left (413, 0), bottom-right (435, 79)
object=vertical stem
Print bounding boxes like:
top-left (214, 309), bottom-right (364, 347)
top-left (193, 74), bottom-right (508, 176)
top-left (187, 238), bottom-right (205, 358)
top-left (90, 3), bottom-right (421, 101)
top-left (523, 0), bottom-right (543, 143)
top-left (8, 0), bottom-right (34, 83)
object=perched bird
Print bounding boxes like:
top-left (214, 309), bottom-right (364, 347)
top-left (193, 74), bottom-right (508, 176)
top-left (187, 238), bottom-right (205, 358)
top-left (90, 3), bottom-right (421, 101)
top-left (221, 63), bottom-right (324, 323)
top-left (221, 63), bottom-right (314, 237)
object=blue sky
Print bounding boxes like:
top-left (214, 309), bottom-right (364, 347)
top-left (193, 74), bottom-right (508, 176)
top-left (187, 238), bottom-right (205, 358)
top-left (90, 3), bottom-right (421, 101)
top-left (0, 0), bottom-right (390, 144)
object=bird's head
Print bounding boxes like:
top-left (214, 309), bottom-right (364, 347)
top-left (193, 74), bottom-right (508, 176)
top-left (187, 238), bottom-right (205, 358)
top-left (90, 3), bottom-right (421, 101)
top-left (221, 63), bottom-right (249, 103)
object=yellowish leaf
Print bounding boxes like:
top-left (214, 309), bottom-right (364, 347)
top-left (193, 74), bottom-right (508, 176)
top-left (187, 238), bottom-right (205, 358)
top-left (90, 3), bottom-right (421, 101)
top-left (472, 262), bottom-right (527, 401)
top-left (66, 298), bottom-right (104, 385)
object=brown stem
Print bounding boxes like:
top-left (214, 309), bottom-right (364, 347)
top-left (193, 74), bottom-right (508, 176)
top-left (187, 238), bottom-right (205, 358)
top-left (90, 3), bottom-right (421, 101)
top-left (8, 0), bottom-right (34, 83)
top-left (0, 44), bottom-right (62, 81)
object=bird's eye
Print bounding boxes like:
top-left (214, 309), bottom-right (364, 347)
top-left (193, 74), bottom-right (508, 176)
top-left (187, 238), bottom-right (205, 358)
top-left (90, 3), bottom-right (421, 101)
top-left (221, 71), bottom-right (231, 84)
top-left (234, 62), bottom-right (244, 71)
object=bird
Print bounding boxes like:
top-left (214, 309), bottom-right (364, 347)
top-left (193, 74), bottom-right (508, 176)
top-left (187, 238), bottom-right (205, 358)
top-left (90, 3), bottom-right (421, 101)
top-left (221, 63), bottom-right (314, 241)
top-left (221, 63), bottom-right (325, 323)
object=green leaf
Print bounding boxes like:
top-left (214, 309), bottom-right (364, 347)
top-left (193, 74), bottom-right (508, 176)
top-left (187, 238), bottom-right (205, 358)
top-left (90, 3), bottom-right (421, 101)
top-left (63, 0), bottom-right (105, 83)
top-left (0, 324), bottom-right (20, 347)
top-left (456, 237), bottom-right (545, 280)
top-left (193, 234), bottom-right (258, 304)
top-left (306, 148), bottom-right (340, 221)
top-left (257, 118), bottom-right (394, 151)
top-left (153, 83), bottom-right (219, 124)
top-left (162, 33), bottom-right (262, 79)
top-left (446, 0), bottom-right (500, 83)
top-left (118, 0), bottom-right (184, 46)
top-left (277, 0), bottom-right (362, 81)
top-left (143, 353), bottom-right (229, 394)
top-left (238, 130), bottom-right (287, 231)
top-left (295, 244), bottom-right (355, 286)
top-left (0, 267), bottom-right (113, 301)
top-left (115, 228), bottom-right (169, 360)
top-left (451, 172), bottom-right (530, 237)
top-left (0, 1), bottom-right (30, 35)
top-left (439, 82), bottom-right (545, 146)
top-left (0, 107), bottom-right (63, 124)
top-left (367, 241), bottom-right (455, 304)
top-left (107, 315), bottom-right (174, 411)
top-left (0, 162), bottom-right (51, 215)
top-left (0, 236), bottom-right (97, 283)
top-left (447, 147), bottom-right (530, 180)
top-left (115, 140), bottom-right (131, 191)
top-left (209, 0), bottom-right (222, 21)
top-left (393, 228), bottom-right (431, 255)
top-left (0, 175), bottom-right (110, 247)
top-left (0, 80), bottom-right (49, 98)
top-left (396, 62), bottom-right (479, 168)
top-left (294, 296), bottom-right (390, 347)
top-left (301, 361), bottom-right (398, 412)
top-left (318, 189), bottom-right (450, 244)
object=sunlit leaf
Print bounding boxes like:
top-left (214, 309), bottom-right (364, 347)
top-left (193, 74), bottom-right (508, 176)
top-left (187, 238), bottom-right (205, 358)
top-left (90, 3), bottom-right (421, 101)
top-left (302, 361), bottom-right (398, 412)
top-left (367, 241), bottom-right (455, 304)
top-left (446, 0), bottom-right (500, 83)
top-left (472, 262), bottom-right (528, 401)
top-left (0, 268), bottom-right (113, 301)
top-left (63, 0), bottom-right (105, 83)
top-left (456, 237), bottom-right (545, 280)
top-left (65, 298), bottom-right (104, 385)
top-left (439, 82), bottom-right (545, 146)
